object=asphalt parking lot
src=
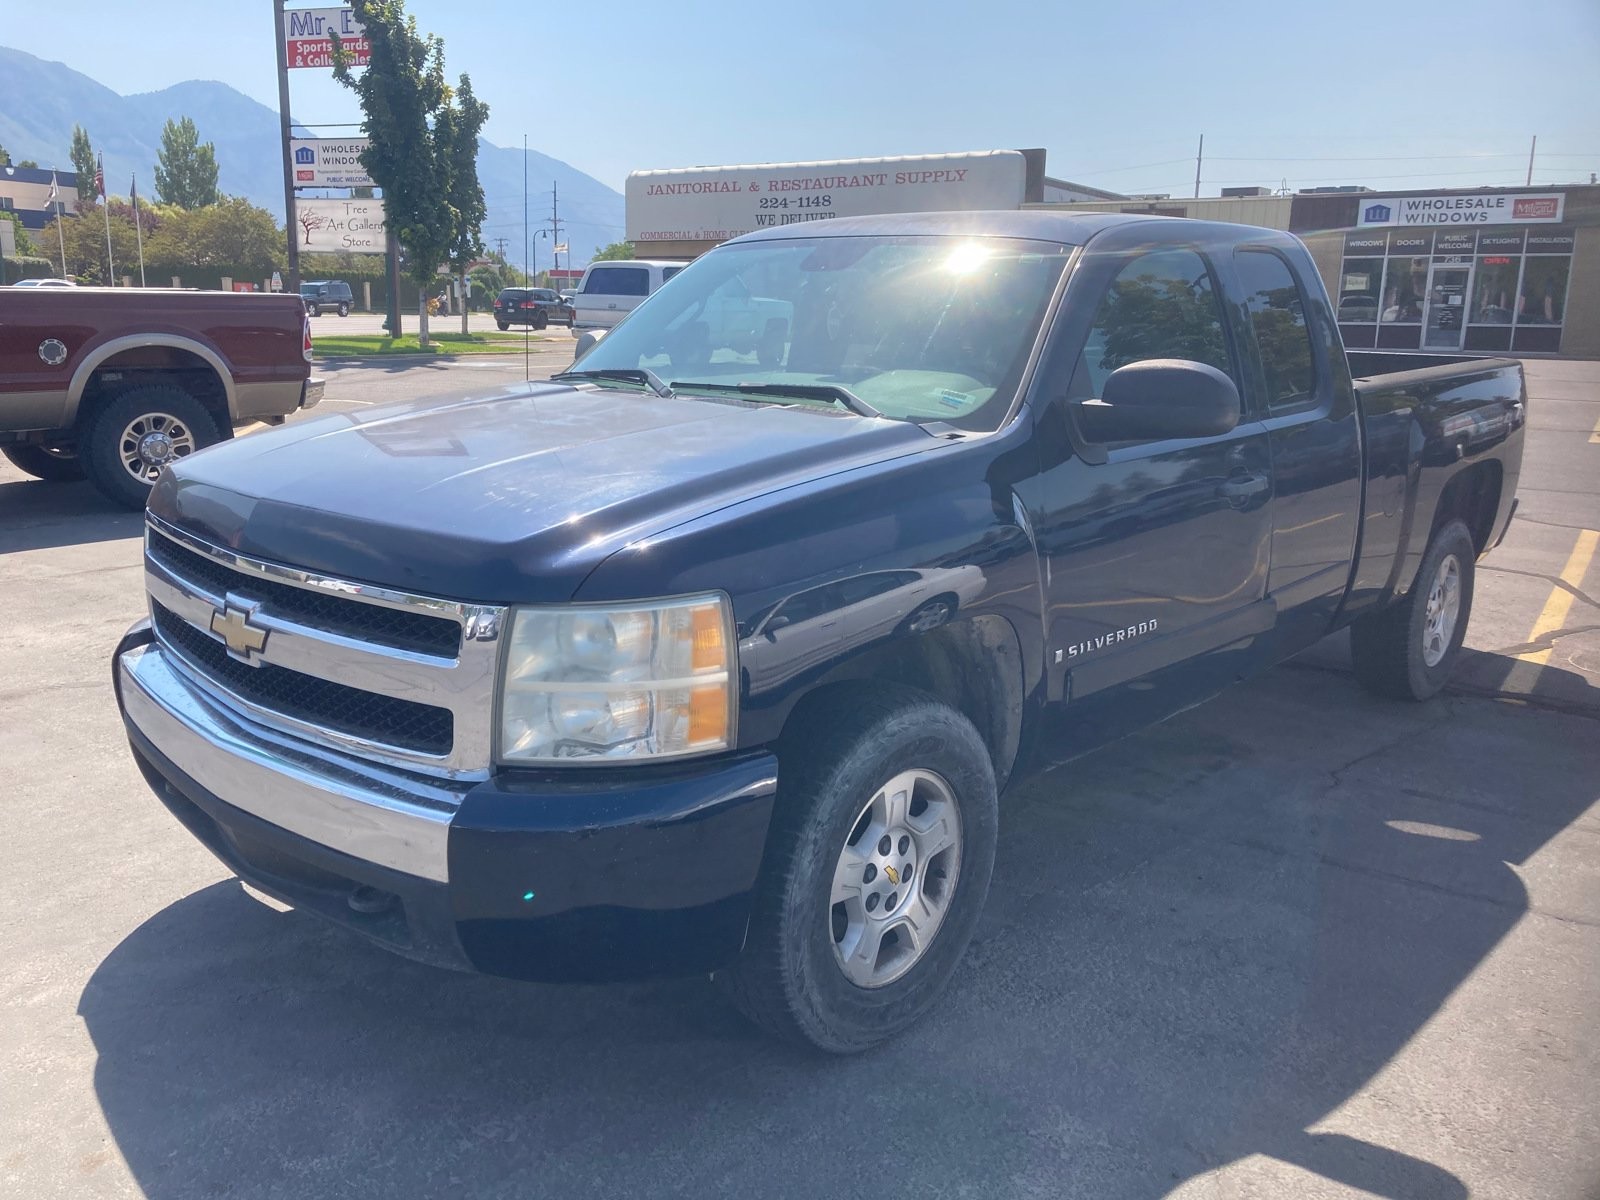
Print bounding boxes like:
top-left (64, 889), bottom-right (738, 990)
top-left (1, 358), bottom-right (1596, 1200)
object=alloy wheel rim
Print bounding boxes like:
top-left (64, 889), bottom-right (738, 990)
top-left (908, 602), bottom-right (952, 633)
top-left (829, 768), bottom-right (962, 989)
top-left (119, 413), bottom-right (196, 483)
top-left (1422, 554), bottom-right (1461, 668)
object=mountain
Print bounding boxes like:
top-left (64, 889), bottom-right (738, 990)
top-left (0, 46), bottom-right (624, 265)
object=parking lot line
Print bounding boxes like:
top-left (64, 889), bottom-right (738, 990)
top-left (1517, 528), bottom-right (1599, 666)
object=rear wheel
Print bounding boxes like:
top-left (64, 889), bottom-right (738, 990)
top-left (3, 443), bottom-right (86, 482)
top-left (1351, 519), bottom-right (1476, 700)
top-left (496, 321), bottom-right (509, 331)
top-left (81, 385), bottom-right (224, 510)
top-left (722, 687), bottom-right (997, 1053)
top-left (308, 304), bottom-right (321, 317)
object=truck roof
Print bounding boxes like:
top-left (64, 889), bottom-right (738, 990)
top-left (730, 208), bottom-right (1296, 249)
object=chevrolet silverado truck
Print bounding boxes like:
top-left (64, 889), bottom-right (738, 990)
top-left (112, 213), bottom-right (1524, 1052)
top-left (0, 287), bottom-right (322, 508)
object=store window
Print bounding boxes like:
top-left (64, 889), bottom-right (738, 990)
top-left (1337, 220), bottom-right (1574, 354)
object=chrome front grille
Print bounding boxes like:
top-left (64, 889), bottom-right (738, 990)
top-left (143, 514), bottom-right (506, 779)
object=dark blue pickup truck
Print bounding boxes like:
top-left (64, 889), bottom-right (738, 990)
top-left (114, 212), bottom-right (1524, 1052)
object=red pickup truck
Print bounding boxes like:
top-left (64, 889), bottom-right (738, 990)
top-left (0, 287), bottom-right (322, 508)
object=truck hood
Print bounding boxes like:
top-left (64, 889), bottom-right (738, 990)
top-left (150, 382), bottom-right (935, 602)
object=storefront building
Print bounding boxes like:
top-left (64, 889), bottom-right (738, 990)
top-left (1032, 184), bottom-right (1600, 359)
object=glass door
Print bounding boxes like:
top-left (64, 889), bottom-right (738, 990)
top-left (1423, 264), bottom-right (1472, 350)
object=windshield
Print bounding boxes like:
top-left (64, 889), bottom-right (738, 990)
top-left (574, 235), bottom-right (1073, 431)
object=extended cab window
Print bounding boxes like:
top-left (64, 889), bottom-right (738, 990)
top-left (1235, 249), bottom-right (1316, 410)
top-left (584, 267), bottom-right (649, 296)
top-left (1071, 249), bottom-right (1234, 403)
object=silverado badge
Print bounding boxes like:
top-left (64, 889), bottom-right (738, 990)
top-left (210, 604), bottom-right (270, 663)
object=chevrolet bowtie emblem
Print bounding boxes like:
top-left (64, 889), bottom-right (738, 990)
top-left (884, 865), bottom-right (901, 886)
top-left (210, 604), bottom-right (270, 662)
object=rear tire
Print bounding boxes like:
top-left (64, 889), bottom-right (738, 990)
top-left (308, 304), bottom-right (320, 317)
top-left (3, 444), bottom-right (86, 482)
top-left (722, 686), bottom-right (997, 1053)
top-left (496, 321), bottom-right (509, 331)
top-left (80, 385), bottom-right (224, 511)
top-left (1351, 519), bottom-right (1475, 701)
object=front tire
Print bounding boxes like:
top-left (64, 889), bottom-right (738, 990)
top-left (723, 687), bottom-right (997, 1053)
top-left (337, 302), bottom-right (350, 317)
top-left (80, 386), bottom-right (224, 510)
top-left (532, 311), bottom-right (549, 331)
top-left (3, 444), bottom-right (86, 482)
top-left (1351, 519), bottom-right (1476, 701)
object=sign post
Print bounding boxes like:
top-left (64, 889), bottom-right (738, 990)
top-left (273, 0), bottom-right (300, 292)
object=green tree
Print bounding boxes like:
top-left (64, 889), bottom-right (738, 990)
top-left (593, 240), bottom-right (635, 261)
top-left (148, 197), bottom-right (283, 273)
top-left (0, 144), bottom-right (9, 167)
top-left (2, 211), bottom-right (36, 256)
top-left (333, 0), bottom-right (489, 345)
top-left (154, 117), bottom-right (220, 209)
top-left (70, 125), bottom-right (96, 203)
top-left (17, 160), bottom-right (40, 169)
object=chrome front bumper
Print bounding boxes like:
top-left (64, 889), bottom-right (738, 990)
top-left (118, 640), bottom-right (468, 882)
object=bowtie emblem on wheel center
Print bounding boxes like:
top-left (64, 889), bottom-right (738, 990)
top-left (210, 604), bottom-right (270, 663)
top-left (883, 864), bottom-right (901, 886)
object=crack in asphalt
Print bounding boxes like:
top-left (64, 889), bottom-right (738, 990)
top-left (1479, 565), bottom-right (1600, 611)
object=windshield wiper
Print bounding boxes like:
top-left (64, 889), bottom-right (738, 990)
top-left (669, 380), bottom-right (883, 419)
top-left (551, 368), bottom-right (674, 398)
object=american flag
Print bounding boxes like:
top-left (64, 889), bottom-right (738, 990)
top-left (94, 155), bottom-right (105, 198)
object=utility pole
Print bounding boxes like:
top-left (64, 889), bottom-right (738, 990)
top-left (1526, 135), bottom-right (1537, 186)
top-left (494, 236), bottom-right (508, 260)
top-left (523, 134), bottom-right (530, 285)
top-left (272, 0), bottom-right (300, 291)
top-left (549, 182), bottom-right (564, 279)
top-left (1193, 133), bottom-right (1204, 200)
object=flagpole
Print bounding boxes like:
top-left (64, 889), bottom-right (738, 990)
top-left (98, 155), bottom-right (115, 285)
top-left (131, 171), bottom-right (146, 287)
top-left (51, 169), bottom-right (67, 278)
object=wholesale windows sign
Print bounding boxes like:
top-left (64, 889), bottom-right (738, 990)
top-left (1356, 192), bottom-right (1565, 227)
top-left (291, 138), bottom-right (373, 187)
top-left (283, 7), bottom-right (368, 69)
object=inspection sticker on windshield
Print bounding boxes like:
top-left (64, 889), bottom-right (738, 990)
top-left (939, 389), bottom-right (971, 409)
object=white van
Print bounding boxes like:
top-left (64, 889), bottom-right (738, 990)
top-left (571, 260), bottom-right (685, 331)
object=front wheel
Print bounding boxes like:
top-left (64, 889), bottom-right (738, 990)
top-left (3, 443), bottom-right (86, 482)
top-left (80, 386), bottom-right (224, 510)
top-left (337, 302), bottom-right (350, 317)
top-left (532, 311), bottom-right (549, 331)
top-left (722, 687), bottom-right (997, 1053)
top-left (1351, 519), bottom-right (1476, 700)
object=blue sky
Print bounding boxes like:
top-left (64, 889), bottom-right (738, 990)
top-left (8, 0), bottom-right (1599, 195)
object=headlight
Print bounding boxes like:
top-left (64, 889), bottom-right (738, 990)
top-left (498, 594), bottom-right (735, 764)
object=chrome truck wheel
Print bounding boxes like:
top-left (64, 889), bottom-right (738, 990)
top-left (830, 768), bottom-right (962, 988)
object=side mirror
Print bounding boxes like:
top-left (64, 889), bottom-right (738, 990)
top-left (764, 615), bottom-right (791, 637)
top-left (1075, 359), bottom-right (1241, 443)
top-left (572, 327), bottom-right (607, 363)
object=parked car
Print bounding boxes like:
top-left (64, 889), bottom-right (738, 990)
top-left (300, 280), bottom-right (353, 317)
top-left (570, 260), bottom-right (685, 331)
top-left (113, 212), bottom-right (1523, 1052)
top-left (1, 287), bottom-right (321, 507)
top-left (493, 287), bottom-right (575, 330)
top-left (12, 277), bottom-right (77, 287)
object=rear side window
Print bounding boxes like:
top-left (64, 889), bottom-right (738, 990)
top-left (662, 266), bottom-right (684, 283)
top-left (1234, 249), bottom-right (1316, 410)
top-left (1071, 248), bottom-right (1234, 400)
top-left (583, 266), bottom-right (649, 296)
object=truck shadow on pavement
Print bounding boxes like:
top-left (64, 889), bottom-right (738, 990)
top-left (0, 478), bottom-right (142, 552)
top-left (78, 668), bottom-right (1599, 1200)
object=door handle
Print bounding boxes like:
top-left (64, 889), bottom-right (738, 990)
top-left (1219, 472), bottom-right (1269, 502)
